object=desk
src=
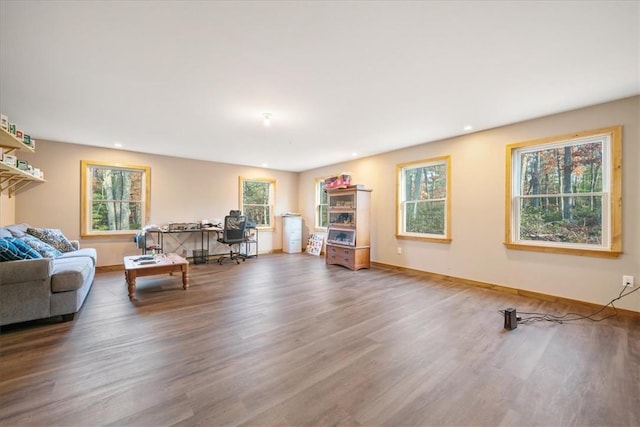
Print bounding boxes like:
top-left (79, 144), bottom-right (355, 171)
top-left (141, 226), bottom-right (258, 261)
top-left (205, 226), bottom-right (259, 260)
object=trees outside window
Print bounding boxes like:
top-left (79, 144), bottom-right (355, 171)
top-left (505, 126), bottom-right (621, 257)
top-left (396, 156), bottom-right (451, 242)
top-left (315, 178), bottom-right (328, 229)
top-left (81, 161), bottom-right (150, 236)
top-left (240, 177), bottom-right (275, 229)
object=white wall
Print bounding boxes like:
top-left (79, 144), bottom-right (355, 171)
top-left (299, 96), bottom-right (640, 312)
top-left (11, 141), bottom-right (299, 266)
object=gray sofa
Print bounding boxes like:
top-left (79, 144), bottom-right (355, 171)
top-left (0, 224), bottom-right (96, 326)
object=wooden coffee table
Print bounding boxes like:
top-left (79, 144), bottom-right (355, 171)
top-left (123, 253), bottom-right (189, 299)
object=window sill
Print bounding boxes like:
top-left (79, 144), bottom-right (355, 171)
top-left (503, 242), bottom-right (621, 258)
top-left (81, 231), bottom-right (137, 239)
top-left (396, 234), bottom-right (451, 244)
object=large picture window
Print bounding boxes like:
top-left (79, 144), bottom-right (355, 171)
top-left (315, 178), bottom-right (329, 229)
top-left (505, 126), bottom-right (621, 257)
top-left (81, 161), bottom-right (150, 237)
top-left (396, 156), bottom-right (451, 242)
top-left (240, 177), bottom-right (275, 229)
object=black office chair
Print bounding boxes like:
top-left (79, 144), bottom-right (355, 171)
top-left (217, 214), bottom-right (247, 264)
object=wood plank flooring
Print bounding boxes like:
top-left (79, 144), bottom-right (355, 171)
top-left (1, 254), bottom-right (638, 426)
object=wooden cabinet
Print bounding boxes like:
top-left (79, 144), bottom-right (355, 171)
top-left (325, 186), bottom-right (372, 270)
top-left (0, 127), bottom-right (45, 197)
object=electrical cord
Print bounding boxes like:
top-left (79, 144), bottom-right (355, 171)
top-left (498, 284), bottom-right (639, 325)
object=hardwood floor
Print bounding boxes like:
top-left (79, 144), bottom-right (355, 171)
top-left (1, 254), bottom-right (638, 427)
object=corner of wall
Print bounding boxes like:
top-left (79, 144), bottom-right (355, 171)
top-left (0, 192), bottom-right (16, 226)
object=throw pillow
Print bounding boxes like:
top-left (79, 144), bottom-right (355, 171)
top-left (20, 234), bottom-right (63, 258)
top-left (27, 227), bottom-right (77, 253)
top-left (0, 237), bottom-right (43, 261)
top-left (5, 223), bottom-right (29, 238)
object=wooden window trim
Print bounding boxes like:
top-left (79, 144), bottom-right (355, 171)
top-left (239, 176), bottom-right (276, 231)
top-left (81, 160), bottom-right (151, 238)
top-left (396, 155), bottom-right (452, 242)
top-left (504, 126), bottom-right (622, 258)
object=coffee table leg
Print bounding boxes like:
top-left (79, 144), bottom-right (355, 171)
top-left (182, 265), bottom-right (189, 290)
top-left (126, 270), bottom-right (136, 299)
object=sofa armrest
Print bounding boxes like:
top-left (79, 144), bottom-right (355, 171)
top-left (0, 258), bottom-right (52, 285)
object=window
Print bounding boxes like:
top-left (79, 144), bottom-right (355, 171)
top-left (240, 177), bottom-right (275, 229)
top-left (505, 126), bottom-right (622, 257)
top-left (81, 161), bottom-right (150, 237)
top-left (315, 178), bottom-right (329, 229)
top-left (396, 156), bottom-right (451, 242)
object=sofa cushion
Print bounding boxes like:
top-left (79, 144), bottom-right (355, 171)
top-left (0, 237), bottom-right (43, 261)
top-left (0, 228), bottom-right (12, 239)
top-left (51, 257), bottom-right (94, 292)
top-left (20, 235), bottom-right (63, 258)
top-left (27, 227), bottom-right (77, 253)
top-left (56, 248), bottom-right (97, 267)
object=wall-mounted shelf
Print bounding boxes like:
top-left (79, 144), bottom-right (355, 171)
top-left (0, 162), bottom-right (45, 195)
top-left (0, 126), bottom-right (44, 197)
top-left (0, 127), bottom-right (35, 153)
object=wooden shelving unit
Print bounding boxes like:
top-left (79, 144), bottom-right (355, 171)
top-left (325, 186), bottom-right (372, 271)
top-left (0, 127), bottom-right (45, 197)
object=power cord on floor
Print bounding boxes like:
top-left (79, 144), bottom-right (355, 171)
top-left (498, 284), bottom-right (639, 325)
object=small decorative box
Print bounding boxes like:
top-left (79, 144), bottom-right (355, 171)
top-left (23, 134), bottom-right (34, 147)
top-left (16, 159), bottom-right (29, 171)
top-left (2, 154), bottom-right (17, 167)
top-left (8, 123), bottom-right (16, 134)
top-left (15, 129), bottom-right (24, 140)
top-left (0, 114), bottom-right (7, 129)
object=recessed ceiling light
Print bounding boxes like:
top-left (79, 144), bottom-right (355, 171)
top-left (114, 142), bottom-right (123, 148)
top-left (261, 163), bottom-right (268, 168)
top-left (352, 152), bottom-right (358, 157)
top-left (263, 113), bottom-right (272, 127)
top-left (463, 125), bottom-right (473, 131)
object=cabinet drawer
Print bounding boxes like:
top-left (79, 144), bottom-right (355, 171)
top-left (326, 245), bottom-right (354, 265)
top-left (325, 245), bottom-right (370, 271)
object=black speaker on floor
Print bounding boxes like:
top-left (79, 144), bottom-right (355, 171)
top-left (504, 308), bottom-right (517, 330)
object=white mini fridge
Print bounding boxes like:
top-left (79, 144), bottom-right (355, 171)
top-left (282, 214), bottom-right (302, 253)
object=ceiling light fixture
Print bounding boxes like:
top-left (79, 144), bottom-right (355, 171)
top-left (463, 125), bottom-right (473, 131)
top-left (263, 113), bottom-right (272, 127)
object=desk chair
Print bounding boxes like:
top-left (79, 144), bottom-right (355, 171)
top-left (217, 214), bottom-right (247, 264)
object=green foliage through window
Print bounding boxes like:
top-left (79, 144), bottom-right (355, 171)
top-left (241, 178), bottom-right (274, 228)
top-left (316, 180), bottom-right (328, 228)
top-left (514, 138), bottom-right (606, 246)
top-left (397, 157), bottom-right (450, 240)
top-left (81, 161), bottom-right (150, 236)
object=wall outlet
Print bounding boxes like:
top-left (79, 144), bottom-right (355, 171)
top-left (397, 247), bottom-right (402, 255)
top-left (623, 275), bottom-right (634, 287)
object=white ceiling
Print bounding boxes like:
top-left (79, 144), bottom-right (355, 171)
top-left (1, 1), bottom-right (638, 172)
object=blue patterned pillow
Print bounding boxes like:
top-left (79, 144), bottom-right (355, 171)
top-left (0, 237), bottom-right (43, 261)
top-left (27, 227), bottom-right (77, 253)
top-left (20, 234), bottom-right (62, 258)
